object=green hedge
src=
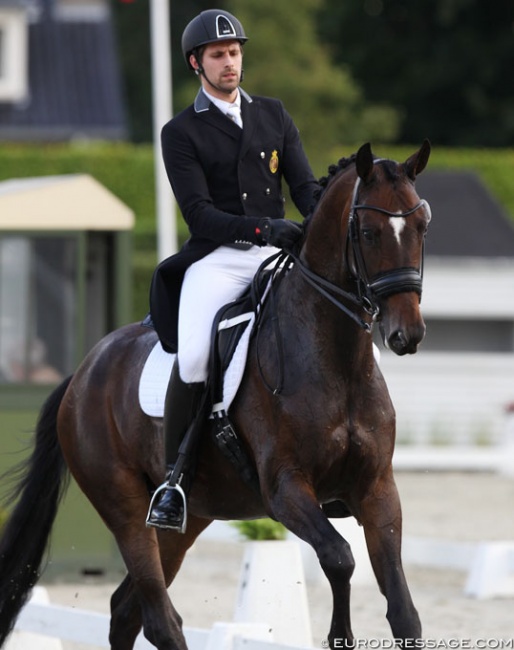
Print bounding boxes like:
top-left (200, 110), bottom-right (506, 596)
top-left (0, 142), bottom-right (160, 241)
top-left (1, 142), bottom-right (513, 321)
top-left (1, 142), bottom-right (169, 320)
top-left (367, 144), bottom-right (514, 218)
top-left (230, 518), bottom-right (288, 541)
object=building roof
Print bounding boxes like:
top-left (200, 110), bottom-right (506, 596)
top-left (0, 0), bottom-right (32, 6)
top-left (416, 171), bottom-right (514, 258)
top-left (0, 3), bottom-right (126, 140)
top-left (0, 174), bottom-right (134, 230)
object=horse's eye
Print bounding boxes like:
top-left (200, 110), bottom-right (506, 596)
top-left (418, 222), bottom-right (429, 237)
top-left (361, 228), bottom-right (375, 243)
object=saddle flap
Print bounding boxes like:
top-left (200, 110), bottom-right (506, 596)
top-left (209, 269), bottom-right (272, 412)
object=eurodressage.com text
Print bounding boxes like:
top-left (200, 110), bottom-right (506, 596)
top-left (324, 640), bottom-right (514, 649)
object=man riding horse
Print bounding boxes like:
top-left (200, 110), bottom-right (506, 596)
top-left (147, 9), bottom-right (320, 531)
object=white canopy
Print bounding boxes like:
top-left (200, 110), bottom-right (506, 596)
top-left (0, 174), bottom-right (134, 231)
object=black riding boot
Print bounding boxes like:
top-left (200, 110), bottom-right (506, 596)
top-left (146, 363), bottom-right (204, 532)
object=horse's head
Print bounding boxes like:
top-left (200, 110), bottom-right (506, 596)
top-left (349, 140), bottom-right (432, 354)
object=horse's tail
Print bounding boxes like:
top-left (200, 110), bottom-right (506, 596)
top-left (0, 375), bottom-right (73, 644)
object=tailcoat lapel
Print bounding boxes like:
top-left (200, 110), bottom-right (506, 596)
top-left (239, 89), bottom-right (260, 159)
top-left (193, 88), bottom-right (241, 140)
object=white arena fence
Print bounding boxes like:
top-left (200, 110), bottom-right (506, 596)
top-left (9, 409), bottom-right (514, 650)
top-left (11, 523), bottom-right (514, 650)
top-left (11, 589), bottom-right (313, 650)
top-left (11, 540), bottom-right (315, 650)
top-left (381, 352), bottom-right (514, 450)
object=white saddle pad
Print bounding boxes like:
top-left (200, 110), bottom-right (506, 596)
top-left (139, 313), bottom-right (255, 418)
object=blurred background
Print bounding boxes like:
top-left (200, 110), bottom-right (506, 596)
top-left (0, 0), bottom-right (513, 581)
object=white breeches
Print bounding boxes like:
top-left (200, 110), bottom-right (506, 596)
top-left (177, 245), bottom-right (280, 383)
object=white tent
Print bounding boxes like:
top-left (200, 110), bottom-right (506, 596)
top-left (0, 174), bottom-right (134, 231)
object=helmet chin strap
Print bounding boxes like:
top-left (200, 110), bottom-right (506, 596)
top-left (195, 67), bottom-right (243, 95)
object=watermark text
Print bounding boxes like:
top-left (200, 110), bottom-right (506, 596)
top-left (322, 640), bottom-right (514, 649)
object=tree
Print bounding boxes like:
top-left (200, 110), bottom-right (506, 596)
top-left (112, 0), bottom-right (400, 148)
top-left (221, 0), bottom-right (400, 151)
top-left (318, 0), bottom-right (514, 146)
top-left (111, 0), bottom-right (214, 142)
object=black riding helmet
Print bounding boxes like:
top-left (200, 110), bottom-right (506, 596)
top-left (181, 9), bottom-right (248, 70)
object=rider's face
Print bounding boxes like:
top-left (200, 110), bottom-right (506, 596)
top-left (191, 40), bottom-right (243, 100)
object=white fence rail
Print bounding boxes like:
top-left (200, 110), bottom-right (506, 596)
top-left (10, 403), bottom-right (514, 650)
top-left (12, 523), bottom-right (514, 650)
top-left (11, 592), bottom-right (312, 650)
top-left (381, 352), bottom-right (514, 447)
top-left (11, 541), bottom-right (315, 650)
top-left (393, 444), bottom-right (514, 475)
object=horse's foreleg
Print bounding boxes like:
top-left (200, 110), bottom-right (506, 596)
top-left (267, 475), bottom-right (355, 648)
top-left (359, 468), bottom-right (421, 640)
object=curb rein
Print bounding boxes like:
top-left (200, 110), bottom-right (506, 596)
top-left (253, 171), bottom-right (430, 394)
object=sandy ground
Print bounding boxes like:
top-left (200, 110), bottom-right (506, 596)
top-left (37, 472), bottom-right (514, 648)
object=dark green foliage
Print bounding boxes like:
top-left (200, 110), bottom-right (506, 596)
top-left (231, 518), bottom-right (288, 541)
top-left (112, 0), bottom-right (514, 147)
top-left (111, 0), bottom-right (223, 142)
top-left (112, 0), bottom-right (401, 147)
top-left (1, 142), bottom-right (513, 321)
top-left (318, 0), bottom-right (514, 146)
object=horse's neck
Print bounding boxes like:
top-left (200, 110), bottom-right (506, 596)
top-left (287, 169), bottom-right (374, 373)
top-left (279, 259), bottom-right (374, 377)
top-left (302, 172), bottom-right (353, 280)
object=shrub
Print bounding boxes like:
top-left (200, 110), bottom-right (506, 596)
top-left (230, 518), bottom-right (288, 541)
top-left (2, 142), bottom-right (514, 323)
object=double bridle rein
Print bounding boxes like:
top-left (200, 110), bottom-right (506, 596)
top-left (254, 163), bottom-right (430, 393)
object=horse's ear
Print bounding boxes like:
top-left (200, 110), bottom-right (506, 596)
top-left (404, 139), bottom-right (431, 181)
top-left (356, 142), bottom-right (374, 182)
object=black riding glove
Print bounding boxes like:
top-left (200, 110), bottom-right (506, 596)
top-left (255, 218), bottom-right (303, 249)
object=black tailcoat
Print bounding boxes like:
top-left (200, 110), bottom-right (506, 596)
top-left (150, 88), bottom-right (319, 352)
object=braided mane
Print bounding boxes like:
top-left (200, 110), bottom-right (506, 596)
top-left (305, 153), bottom-right (357, 226)
top-left (316, 154), bottom-right (357, 196)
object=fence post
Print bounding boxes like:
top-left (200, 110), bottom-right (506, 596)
top-left (465, 542), bottom-right (514, 598)
top-left (205, 622), bottom-right (272, 650)
top-left (234, 540), bottom-right (312, 647)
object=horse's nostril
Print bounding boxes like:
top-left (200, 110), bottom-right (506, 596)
top-left (388, 327), bottom-right (425, 355)
top-left (391, 331), bottom-right (406, 346)
top-left (389, 330), bottom-right (409, 354)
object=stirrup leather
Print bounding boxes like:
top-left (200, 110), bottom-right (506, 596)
top-left (146, 480), bottom-right (187, 533)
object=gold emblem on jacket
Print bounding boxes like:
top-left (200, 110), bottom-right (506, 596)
top-left (269, 150), bottom-right (279, 174)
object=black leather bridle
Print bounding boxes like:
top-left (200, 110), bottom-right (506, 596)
top-left (289, 169), bottom-right (431, 332)
top-left (349, 194), bottom-right (431, 309)
top-left (253, 167), bottom-right (431, 393)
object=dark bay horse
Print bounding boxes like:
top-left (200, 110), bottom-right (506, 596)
top-left (0, 141), bottom-right (431, 649)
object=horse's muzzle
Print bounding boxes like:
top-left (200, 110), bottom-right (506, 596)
top-left (385, 326), bottom-right (425, 355)
top-left (379, 298), bottom-right (426, 356)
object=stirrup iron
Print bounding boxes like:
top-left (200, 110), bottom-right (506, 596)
top-left (146, 480), bottom-right (187, 534)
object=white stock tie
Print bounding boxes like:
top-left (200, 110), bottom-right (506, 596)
top-left (226, 105), bottom-right (243, 128)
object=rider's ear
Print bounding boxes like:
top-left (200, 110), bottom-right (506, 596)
top-left (356, 142), bottom-right (374, 183)
top-left (404, 139), bottom-right (431, 181)
top-left (190, 54), bottom-right (201, 74)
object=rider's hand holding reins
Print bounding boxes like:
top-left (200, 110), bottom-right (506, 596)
top-left (256, 218), bottom-right (303, 248)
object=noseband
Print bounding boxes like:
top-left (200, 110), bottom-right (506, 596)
top-left (288, 166), bottom-right (430, 332)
